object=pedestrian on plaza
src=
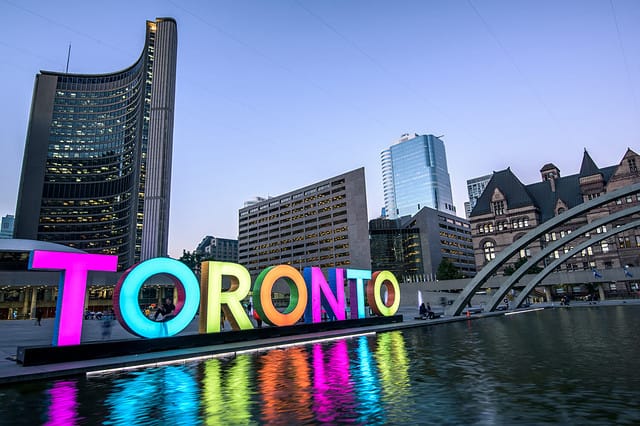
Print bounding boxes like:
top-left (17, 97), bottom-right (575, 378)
top-left (101, 315), bottom-right (113, 339)
top-left (253, 308), bottom-right (263, 328)
top-left (35, 309), bottom-right (43, 326)
top-left (419, 302), bottom-right (427, 318)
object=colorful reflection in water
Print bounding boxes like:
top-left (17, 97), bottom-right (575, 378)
top-left (45, 380), bottom-right (79, 426)
top-left (3, 306), bottom-right (640, 424)
top-left (259, 345), bottom-right (313, 423)
top-left (104, 365), bottom-right (199, 425)
top-left (202, 355), bottom-right (252, 424)
top-left (34, 333), bottom-right (403, 425)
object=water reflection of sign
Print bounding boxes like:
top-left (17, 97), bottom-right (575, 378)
top-left (28, 251), bottom-right (401, 346)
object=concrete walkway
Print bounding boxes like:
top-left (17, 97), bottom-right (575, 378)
top-left (0, 300), bottom-right (636, 385)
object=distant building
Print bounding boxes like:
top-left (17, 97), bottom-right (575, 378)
top-left (465, 174), bottom-right (492, 218)
top-left (195, 236), bottom-right (238, 263)
top-left (238, 168), bottom-right (371, 277)
top-left (370, 207), bottom-right (475, 282)
top-left (381, 133), bottom-right (455, 219)
top-left (0, 215), bottom-right (14, 239)
top-left (470, 148), bottom-right (640, 274)
top-left (243, 197), bottom-right (270, 208)
top-left (13, 18), bottom-right (177, 270)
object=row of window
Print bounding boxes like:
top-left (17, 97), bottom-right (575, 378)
top-left (239, 180), bottom-right (346, 217)
top-left (477, 217), bottom-right (530, 234)
top-left (240, 192), bottom-right (345, 222)
top-left (483, 233), bottom-right (640, 264)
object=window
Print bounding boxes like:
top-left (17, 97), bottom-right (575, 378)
top-left (492, 201), bottom-right (505, 215)
top-left (601, 241), bottom-right (609, 253)
top-left (618, 236), bottom-right (631, 249)
top-left (629, 158), bottom-right (638, 173)
top-left (483, 241), bottom-right (496, 262)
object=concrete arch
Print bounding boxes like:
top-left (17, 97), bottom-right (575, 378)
top-left (448, 182), bottom-right (640, 316)
top-left (513, 218), bottom-right (640, 308)
top-left (512, 232), bottom-right (526, 243)
top-left (485, 204), bottom-right (640, 311)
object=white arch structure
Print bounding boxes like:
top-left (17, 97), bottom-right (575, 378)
top-left (484, 204), bottom-right (640, 311)
top-left (449, 182), bottom-right (640, 316)
top-left (512, 218), bottom-right (640, 308)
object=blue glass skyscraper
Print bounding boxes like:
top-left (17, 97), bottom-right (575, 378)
top-left (381, 133), bottom-right (455, 219)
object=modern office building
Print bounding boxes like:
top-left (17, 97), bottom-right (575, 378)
top-left (14, 18), bottom-right (177, 270)
top-left (0, 215), bottom-right (15, 239)
top-left (465, 174), bottom-right (492, 218)
top-left (369, 216), bottom-right (422, 283)
top-left (370, 207), bottom-right (475, 283)
top-left (470, 148), bottom-right (640, 277)
top-left (381, 133), bottom-right (455, 219)
top-left (238, 168), bottom-right (371, 277)
top-left (195, 236), bottom-right (238, 263)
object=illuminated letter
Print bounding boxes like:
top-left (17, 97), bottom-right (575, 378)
top-left (367, 271), bottom-right (400, 316)
top-left (303, 267), bottom-right (346, 323)
top-left (253, 265), bottom-right (307, 326)
top-left (346, 269), bottom-right (371, 319)
top-left (199, 261), bottom-right (253, 333)
top-left (114, 258), bottom-right (200, 338)
top-left (29, 250), bottom-right (117, 346)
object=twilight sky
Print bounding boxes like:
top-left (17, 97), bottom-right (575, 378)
top-left (1, 0), bottom-right (639, 258)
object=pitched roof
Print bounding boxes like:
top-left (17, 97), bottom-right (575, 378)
top-left (470, 156), bottom-right (618, 221)
top-left (470, 168), bottom-right (533, 216)
top-left (579, 149), bottom-right (601, 177)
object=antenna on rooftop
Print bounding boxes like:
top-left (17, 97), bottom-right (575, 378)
top-left (65, 44), bottom-right (71, 73)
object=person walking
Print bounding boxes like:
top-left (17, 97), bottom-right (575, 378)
top-left (35, 308), bottom-right (43, 326)
top-left (101, 315), bottom-right (113, 339)
top-left (253, 309), bottom-right (263, 328)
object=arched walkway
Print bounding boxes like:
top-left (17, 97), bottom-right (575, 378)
top-left (449, 182), bottom-right (640, 316)
top-left (485, 205), bottom-right (640, 311)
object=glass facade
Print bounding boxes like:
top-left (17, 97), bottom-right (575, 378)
top-left (465, 174), bottom-right (492, 217)
top-left (369, 218), bottom-right (424, 283)
top-left (15, 19), bottom-right (177, 270)
top-left (382, 134), bottom-right (455, 219)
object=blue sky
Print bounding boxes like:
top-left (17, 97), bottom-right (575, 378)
top-left (1, 0), bottom-right (639, 258)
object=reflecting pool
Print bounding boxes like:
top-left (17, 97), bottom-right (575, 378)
top-left (1, 305), bottom-right (639, 425)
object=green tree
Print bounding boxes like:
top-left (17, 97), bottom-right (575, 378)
top-left (178, 250), bottom-right (203, 273)
top-left (436, 258), bottom-right (464, 280)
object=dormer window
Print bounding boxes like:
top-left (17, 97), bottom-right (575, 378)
top-left (492, 200), bottom-right (505, 215)
top-left (629, 158), bottom-right (638, 173)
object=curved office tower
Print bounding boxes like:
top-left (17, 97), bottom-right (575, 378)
top-left (14, 18), bottom-right (177, 270)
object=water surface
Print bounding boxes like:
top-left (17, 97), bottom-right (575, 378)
top-left (1, 305), bottom-right (638, 425)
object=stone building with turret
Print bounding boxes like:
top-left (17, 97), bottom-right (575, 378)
top-left (470, 148), bottom-right (640, 277)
